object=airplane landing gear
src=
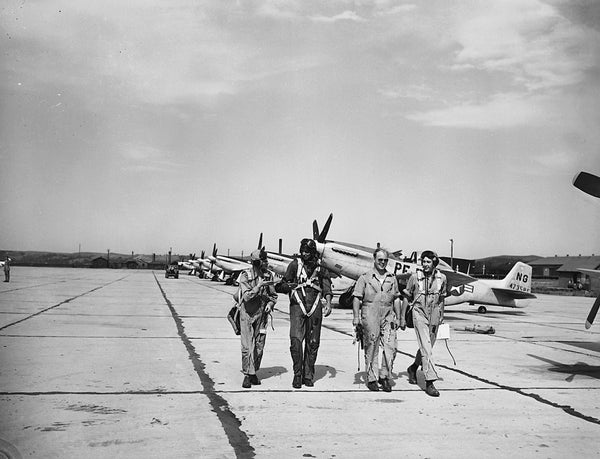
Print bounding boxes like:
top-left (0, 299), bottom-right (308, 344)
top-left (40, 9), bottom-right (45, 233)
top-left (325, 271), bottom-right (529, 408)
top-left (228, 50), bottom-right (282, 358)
top-left (478, 306), bottom-right (487, 314)
top-left (338, 286), bottom-right (355, 309)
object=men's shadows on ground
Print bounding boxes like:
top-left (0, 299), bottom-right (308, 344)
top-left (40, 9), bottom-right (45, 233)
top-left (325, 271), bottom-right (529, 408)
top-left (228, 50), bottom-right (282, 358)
top-left (257, 365), bottom-right (338, 383)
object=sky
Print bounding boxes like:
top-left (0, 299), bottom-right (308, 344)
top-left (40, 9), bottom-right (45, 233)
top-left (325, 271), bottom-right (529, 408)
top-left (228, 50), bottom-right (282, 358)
top-left (1, 0), bottom-right (599, 260)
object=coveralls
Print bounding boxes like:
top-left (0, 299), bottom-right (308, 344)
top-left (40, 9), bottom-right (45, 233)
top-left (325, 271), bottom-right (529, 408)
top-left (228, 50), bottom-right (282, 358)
top-left (353, 269), bottom-right (400, 383)
top-left (3, 259), bottom-right (10, 282)
top-left (279, 259), bottom-right (332, 382)
top-left (404, 268), bottom-right (446, 382)
top-left (237, 268), bottom-right (277, 377)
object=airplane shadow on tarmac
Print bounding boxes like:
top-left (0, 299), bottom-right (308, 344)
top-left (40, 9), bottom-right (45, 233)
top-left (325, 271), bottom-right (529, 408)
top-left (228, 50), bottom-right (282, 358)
top-left (528, 354), bottom-right (600, 381)
top-left (445, 309), bottom-right (527, 317)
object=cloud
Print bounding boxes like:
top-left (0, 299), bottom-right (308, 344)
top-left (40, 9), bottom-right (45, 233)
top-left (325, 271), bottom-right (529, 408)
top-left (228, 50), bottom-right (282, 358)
top-left (311, 10), bottom-right (366, 23)
top-left (373, 3), bottom-right (417, 16)
top-left (378, 84), bottom-right (435, 101)
top-left (119, 143), bottom-right (183, 173)
top-left (532, 151), bottom-right (574, 170)
top-left (406, 92), bottom-right (553, 129)
top-left (451, 0), bottom-right (599, 91)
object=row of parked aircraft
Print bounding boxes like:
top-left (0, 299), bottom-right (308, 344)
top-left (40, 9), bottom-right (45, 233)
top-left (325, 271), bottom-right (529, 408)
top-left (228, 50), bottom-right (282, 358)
top-left (174, 171), bottom-right (598, 327)
top-left (179, 218), bottom-right (536, 315)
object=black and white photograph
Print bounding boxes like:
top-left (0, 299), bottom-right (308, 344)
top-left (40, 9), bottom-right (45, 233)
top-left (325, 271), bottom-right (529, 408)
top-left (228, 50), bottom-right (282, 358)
top-left (1, 1), bottom-right (599, 457)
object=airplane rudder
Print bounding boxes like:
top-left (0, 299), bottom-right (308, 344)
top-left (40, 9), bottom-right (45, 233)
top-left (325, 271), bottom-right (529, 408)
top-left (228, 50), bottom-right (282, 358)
top-left (504, 262), bottom-right (532, 290)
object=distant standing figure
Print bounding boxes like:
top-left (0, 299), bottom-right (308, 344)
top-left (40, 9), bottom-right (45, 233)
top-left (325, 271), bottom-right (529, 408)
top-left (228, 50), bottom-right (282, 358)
top-left (237, 249), bottom-right (278, 389)
top-left (352, 248), bottom-right (401, 392)
top-left (402, 250), bottom-right (446, 397)
top-left (3, 257), bottom-right (10, 282)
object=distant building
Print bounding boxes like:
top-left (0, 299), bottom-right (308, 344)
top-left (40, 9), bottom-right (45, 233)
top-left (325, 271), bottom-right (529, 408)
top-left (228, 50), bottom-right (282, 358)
top-left (530, 255), bottom-right (600, 292)
top-left (124, 257), bottom-right (148, 269)
top-left (91, 257), bottom-right (108, 269)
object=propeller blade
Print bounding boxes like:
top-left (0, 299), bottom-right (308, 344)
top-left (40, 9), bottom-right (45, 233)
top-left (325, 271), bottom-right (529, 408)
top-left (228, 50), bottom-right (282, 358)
top-left (573, 171), bottom-right (600, 199)
top-left (585, 294), bottom-right (600, 329)
top-left (318, 213), bottom-right (333, 242)
top-left (258, 233), bottom-right (263, 250)
top-left (313, 221), bottom-right (320, 240)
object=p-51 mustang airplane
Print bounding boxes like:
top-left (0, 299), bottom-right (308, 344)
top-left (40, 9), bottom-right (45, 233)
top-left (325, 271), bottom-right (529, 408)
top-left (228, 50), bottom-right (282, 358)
top-left (573, 171), bottom-right (600, 328)
top-left (311, 214), bottom-right (535, 313)
top-left (257, 233), bottom-right (360, 297)
top-left (208, 245), bottom-right (250, 285)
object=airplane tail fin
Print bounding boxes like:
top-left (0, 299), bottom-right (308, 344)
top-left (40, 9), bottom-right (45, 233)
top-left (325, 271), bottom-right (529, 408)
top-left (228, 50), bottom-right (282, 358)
top-left (501, 262), bottom-right (533, 293)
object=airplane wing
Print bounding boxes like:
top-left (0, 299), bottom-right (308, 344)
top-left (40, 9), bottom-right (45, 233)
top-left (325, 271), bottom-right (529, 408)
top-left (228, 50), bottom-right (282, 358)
top-left (440, 269), bottom-right (476, 287)
top-left (578, 268), bottom-right (600, 278)
top-left (490, 288), bottom-right (536, 299)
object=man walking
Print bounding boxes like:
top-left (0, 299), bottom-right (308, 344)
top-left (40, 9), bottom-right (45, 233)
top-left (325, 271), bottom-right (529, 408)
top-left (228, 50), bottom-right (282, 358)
top-left (237, 249), bottom-right (277, 389)
top-left (401, 250), bottom-right (447, 397)
top-left (276, 239), bottom-right (333, 389)
top-left (353, 248), bottom-right (401, 392)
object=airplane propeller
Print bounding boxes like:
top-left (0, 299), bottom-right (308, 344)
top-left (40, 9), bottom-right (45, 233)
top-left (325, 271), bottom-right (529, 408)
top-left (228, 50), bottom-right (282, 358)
top-left (573, 171), bottom-right (600, 199)
top-left (258, 233), bottom-right (263, 250)
top-left (572, 171), bottom-right (599, 328)
top-left (313, 213), bottom-right (333, 243)
top-left (585, 295), bottom-right (600, 329)
top-left (209, 243), bottom-right (217, 278)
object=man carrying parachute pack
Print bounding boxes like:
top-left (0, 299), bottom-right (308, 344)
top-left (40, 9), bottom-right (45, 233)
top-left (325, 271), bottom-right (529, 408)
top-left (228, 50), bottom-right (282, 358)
top-left (236, 249), bottom-right (277, 389)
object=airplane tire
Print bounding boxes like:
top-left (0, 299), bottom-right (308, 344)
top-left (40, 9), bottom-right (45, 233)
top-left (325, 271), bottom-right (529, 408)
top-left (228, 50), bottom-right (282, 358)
top-left (339, 291), bottom-right (354, 309)
top-left (478, 306), bottom-right (487, 314)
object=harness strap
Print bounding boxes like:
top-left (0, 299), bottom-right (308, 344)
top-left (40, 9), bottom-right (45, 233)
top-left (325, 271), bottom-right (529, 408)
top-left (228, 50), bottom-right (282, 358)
top-left (293, 290), bottom-right (321, 317)
top-left (293, 259), bottom-right (323, 317)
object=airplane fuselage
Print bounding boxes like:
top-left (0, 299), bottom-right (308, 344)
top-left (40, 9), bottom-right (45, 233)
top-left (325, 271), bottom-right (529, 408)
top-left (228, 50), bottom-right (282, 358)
top-left (316, 241), bottom-right (532, 309)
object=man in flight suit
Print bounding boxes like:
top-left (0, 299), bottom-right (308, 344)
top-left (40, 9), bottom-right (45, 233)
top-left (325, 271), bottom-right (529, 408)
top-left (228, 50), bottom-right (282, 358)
top-left (237, 249), bottom-right (278, 389)
top-left (276, 239), bottom-right (333, 389)
top-left (401, 250), bottom-right (447, 397)
top-left (353, 248), bottom-right (401, 392)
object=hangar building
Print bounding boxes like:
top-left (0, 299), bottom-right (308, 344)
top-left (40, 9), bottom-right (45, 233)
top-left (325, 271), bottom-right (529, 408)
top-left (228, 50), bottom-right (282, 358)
top-left (530, 255), bottom-right (600, 293)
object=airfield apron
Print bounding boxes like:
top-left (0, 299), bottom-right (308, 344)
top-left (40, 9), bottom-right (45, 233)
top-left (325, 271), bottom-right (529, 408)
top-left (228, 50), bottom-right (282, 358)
top-left (353, 269), bottom-right (400, 382)
top-left (406, 269), bottom-right (446, 381)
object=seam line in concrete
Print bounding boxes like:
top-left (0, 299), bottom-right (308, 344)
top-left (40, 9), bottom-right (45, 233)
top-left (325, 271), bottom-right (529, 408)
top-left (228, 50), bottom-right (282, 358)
top-left (154, 273), bottom-right (255, 459)
top-left (0, 276), bottom-right (128, 331)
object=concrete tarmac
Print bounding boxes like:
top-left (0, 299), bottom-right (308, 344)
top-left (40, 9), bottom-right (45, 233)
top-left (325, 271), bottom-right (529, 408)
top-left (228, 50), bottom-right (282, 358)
top-left (0, 267), bottom-right (599, 458)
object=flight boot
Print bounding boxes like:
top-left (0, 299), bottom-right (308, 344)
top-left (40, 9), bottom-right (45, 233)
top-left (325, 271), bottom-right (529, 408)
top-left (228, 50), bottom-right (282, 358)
top-left (366, 381), bottom-right (379, 391)
top-left (425, 381), bottom-right (440, 397)
top-left (242, 376), bottom-right (252, 389)
top-left (378, 378), bottom-right (392, 392)
top-left (250, 375), bottom-right (261, 385)
top-left (302, 378), bottom-right (314, 387)
top-left (407, 365), bottom-right (418, 385)
top-left (292, 375), bottom-right (302, 389)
